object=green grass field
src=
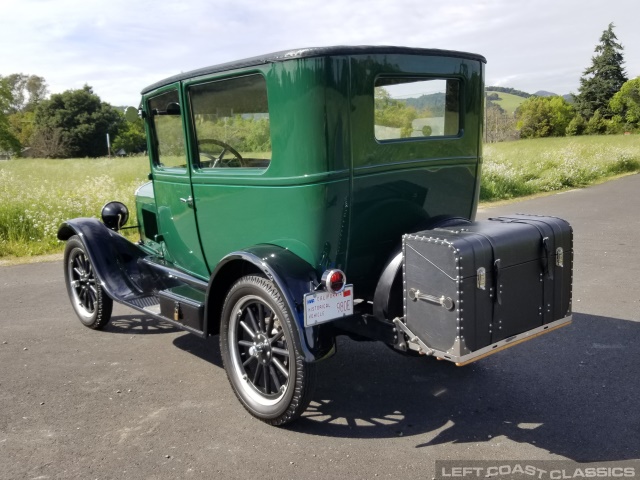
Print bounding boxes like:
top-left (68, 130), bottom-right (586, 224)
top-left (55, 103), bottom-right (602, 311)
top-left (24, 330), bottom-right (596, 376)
top-left (486, 91), bottom-right (527, 115)
top-left (1, 134), bottom-right (639, 259)
top-left (481, 134), bottom-right (640, 201)
top-left (0, 156), bottom-right (150, 257)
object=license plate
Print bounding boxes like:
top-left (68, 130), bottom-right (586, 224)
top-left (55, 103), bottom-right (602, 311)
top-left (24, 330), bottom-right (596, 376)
top-left (304, 285), bottom-right (353, 327)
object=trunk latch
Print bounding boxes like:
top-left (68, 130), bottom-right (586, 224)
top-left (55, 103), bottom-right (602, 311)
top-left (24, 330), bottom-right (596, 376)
top-left (477, 267), bottom-right (486, 290)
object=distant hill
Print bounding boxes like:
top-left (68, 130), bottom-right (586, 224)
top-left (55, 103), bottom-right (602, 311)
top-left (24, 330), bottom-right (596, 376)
top-left (534, 90), bottom-right (558, 97)
top-left (533, 91), bottom-right (575, 103)
top-left (485, 90), bottom-right (527, 115)
top-left (486, 86), bottom-right (531, 98)
top-left (404, 92), bottom-right (446, 116)
top-left (399, 86), bottom-right (572, 118)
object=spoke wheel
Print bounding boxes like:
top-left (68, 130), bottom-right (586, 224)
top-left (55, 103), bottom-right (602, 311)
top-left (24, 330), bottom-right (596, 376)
top-left (230, 295), bottom-right (290, 403)
top-left (63, 236), bottom-right (112, 329)
top-left (220, 276), bottom-right (316, 425)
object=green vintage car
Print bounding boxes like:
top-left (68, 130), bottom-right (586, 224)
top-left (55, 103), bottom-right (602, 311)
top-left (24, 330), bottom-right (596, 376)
top-left (58, 46), bottom-right (573, 426)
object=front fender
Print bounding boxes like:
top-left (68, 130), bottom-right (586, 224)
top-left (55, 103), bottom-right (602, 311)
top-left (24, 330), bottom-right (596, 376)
top-left (206, 245), bottom-right (336, 363)
top-left (57, 219), bottom-right (151, 302)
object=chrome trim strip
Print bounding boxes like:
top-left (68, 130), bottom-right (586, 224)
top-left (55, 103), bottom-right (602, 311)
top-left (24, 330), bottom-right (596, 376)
top-left (396, 316), bottom-right (572, 366)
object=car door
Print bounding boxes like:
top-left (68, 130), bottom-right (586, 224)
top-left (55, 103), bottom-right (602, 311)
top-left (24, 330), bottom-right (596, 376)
top-left (147, 85), bottom-right (209, 279)
top-left (185, 73), bottom-right (274, 268)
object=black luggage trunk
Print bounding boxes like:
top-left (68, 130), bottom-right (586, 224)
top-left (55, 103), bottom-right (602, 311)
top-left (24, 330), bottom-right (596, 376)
top-left (402, 214), bottom-right (572, 364)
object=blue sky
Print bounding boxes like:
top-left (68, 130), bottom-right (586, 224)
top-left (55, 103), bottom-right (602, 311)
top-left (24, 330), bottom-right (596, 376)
top-left (1, 0), bottom-right (638, 106)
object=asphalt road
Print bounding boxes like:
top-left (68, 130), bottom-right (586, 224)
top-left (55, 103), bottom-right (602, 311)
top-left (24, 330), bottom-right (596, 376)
top-left (1, 175), bottom-right (639, 479)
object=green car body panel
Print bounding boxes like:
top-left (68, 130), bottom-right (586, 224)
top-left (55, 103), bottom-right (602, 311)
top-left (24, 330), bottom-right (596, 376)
top-left (139, 47), bottom-right (486, 300)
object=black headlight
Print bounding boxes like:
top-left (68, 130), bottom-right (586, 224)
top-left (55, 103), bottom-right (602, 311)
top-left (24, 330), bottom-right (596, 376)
top-left (101, 201), bottom-right (129, 231)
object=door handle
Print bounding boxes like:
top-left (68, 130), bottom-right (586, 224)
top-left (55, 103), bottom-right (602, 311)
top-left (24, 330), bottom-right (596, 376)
top-left (180, 196), bottom-right (194, 208)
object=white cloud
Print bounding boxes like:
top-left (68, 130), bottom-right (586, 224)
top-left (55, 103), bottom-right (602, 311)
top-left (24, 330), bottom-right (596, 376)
top-left (1, 0), bottom-right (639, 104)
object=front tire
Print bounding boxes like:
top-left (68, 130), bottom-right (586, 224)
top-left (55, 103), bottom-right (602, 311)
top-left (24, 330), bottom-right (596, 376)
top-left (63, 235), bottom-right (113, 329)
top-left (220, 275), bottom-right (316, 426)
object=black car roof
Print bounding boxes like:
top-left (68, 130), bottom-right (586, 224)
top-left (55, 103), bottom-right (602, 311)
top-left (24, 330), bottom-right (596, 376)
top-left (141, 45), bottom-right (487, 94)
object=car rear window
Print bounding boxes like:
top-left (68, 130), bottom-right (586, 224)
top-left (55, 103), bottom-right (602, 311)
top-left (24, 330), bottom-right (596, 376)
top-left (374, 77), bottom-right (461, 141)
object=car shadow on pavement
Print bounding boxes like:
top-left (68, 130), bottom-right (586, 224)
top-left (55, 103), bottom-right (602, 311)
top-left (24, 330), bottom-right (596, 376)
top-left (288, 313), bottom-right (640, 463)
top-left (172, 333), bottom-right (224, 368)
top-left (105, 315), bottom-right (181, 334)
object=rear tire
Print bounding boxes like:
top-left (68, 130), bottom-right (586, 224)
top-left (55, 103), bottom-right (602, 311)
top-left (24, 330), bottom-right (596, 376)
top-left (63, 236), bottom-right (113, 329)
top-left (220, 275), bottom-right (316, 426)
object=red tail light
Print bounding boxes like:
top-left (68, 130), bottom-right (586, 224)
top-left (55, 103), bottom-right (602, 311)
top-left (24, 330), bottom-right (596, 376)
top-left (321, 269), bottom-right (346, 293)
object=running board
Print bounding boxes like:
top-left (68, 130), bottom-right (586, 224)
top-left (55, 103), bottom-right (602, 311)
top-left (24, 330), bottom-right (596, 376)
top-left (116, 286), bottom-right (207, 338)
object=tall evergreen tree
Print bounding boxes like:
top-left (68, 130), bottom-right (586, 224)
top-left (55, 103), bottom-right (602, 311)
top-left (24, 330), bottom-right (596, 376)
top-left (574, 23), bottom-right (628, 119)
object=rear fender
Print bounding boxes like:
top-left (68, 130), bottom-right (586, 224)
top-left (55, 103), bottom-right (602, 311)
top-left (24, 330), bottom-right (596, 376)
top-left (205, 245), bottom-right (336, 363)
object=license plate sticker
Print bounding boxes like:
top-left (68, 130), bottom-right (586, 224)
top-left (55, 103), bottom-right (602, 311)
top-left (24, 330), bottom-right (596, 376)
top-left (304, 285), bottom-right (354, 327)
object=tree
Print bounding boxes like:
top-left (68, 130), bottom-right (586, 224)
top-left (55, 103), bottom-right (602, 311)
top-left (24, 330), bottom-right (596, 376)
top-left (609, 76), bottom-right (640, 130)
top-left (0, 74), bottom-right (48, 154)
top-left (516, 96), bottom-right (575, 138)
top-left (112, 116), bottom-right (147, 154)
top-left (486, 86), bottom-right (532, 98)
top-left (547, 96), bottom-right (575, 135)
top-left (374, 87), bottom-right (419, 138)
top-left (574, 23), bottom-right (628, 119)
top-left (485, 103), bottom-right (518, 142)
top-left (33, 85), bottom-right (122, 158)
top-left (0, 78), bottom-right (21, 154)
top-left (585, 109), bottom-right (607, 134)
top-left (565, 115), bottom-right (586, 136)
top-left (29, 126), bottom-right (70, 158)
top-left (0, 73), bottom-right (48, 113)
top-left (8, 111), bottom-right (36, 147)
top-left (24, 75), bottom-right (48, 111)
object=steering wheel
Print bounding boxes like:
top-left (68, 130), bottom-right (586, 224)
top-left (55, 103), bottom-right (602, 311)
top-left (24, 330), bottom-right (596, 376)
top-left (198, 139), bottom-right (244, 168)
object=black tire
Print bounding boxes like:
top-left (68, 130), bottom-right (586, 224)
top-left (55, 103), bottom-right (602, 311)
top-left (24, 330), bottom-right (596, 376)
top-left (220, 275), bottom-right (316, 426)
top-left (63, 235), bottom-right (113, 329)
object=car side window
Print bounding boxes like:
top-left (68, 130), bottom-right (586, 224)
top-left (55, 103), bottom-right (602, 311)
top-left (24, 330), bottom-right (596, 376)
top-left (148, 90), bottom-right (187, 169)
top-left (189, 74), bottom-right (271, 169)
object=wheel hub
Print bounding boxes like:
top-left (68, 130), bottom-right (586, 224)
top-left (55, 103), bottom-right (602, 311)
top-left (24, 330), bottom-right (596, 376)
top-left (75, 271), bottom-right (94, 294)
top-left (249, 333), bottom-right (272, 365)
